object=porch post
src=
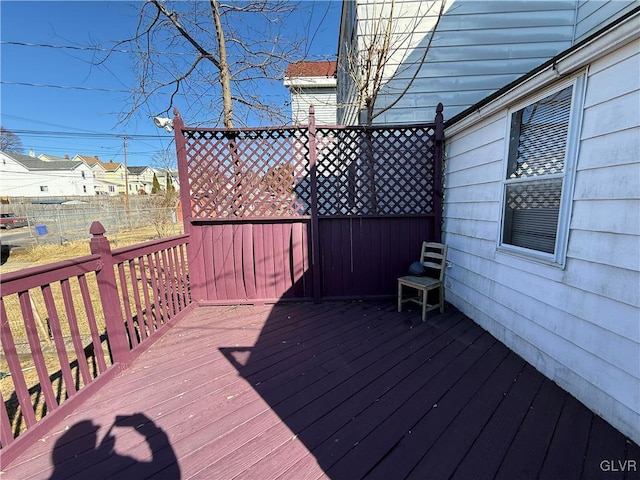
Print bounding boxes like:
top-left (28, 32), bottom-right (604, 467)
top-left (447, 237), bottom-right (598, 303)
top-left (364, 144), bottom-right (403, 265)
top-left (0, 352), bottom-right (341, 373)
top-left (173, 109), bottom-right (191, 236)
top-left (89, 221), bottom-right (131, 364)
top-left (308, 106), bottom-right (322, 302)
top-left (434, 103), bottom-right (444, 242)
top-left (173, 109), bottom-right (205, 302)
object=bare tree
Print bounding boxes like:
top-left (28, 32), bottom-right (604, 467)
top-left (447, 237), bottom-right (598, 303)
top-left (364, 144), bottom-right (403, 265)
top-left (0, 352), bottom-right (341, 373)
top-left (0, 126), bottom-right (24, 153)
top-left (342, 0), bottom-right (446, 125)
top-left (104, 0), bottom-right (303, 128)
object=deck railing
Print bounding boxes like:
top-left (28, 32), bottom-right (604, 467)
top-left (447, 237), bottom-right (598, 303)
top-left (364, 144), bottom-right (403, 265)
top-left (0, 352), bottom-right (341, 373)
top-left (0, 221), bottom-right (191, 458)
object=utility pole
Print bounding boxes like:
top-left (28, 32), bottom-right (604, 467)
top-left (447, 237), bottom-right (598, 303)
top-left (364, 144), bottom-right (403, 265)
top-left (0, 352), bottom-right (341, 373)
top-left (123, 136), bottom-right (130, 211)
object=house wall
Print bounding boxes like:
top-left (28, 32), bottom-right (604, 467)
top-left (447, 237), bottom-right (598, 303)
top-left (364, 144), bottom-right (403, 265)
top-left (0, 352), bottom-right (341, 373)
top-left (442, 35), bottom-right (639, 443)
top-left (575, 0), bottom-right (639, 42)
top-left (128, 168), bottom-right (155, 194)
top-left (0, 154), bottom-right (95, 197)
top-left (290, 88), bottom-right (338, 125)
top-left (337, 0), bottom-right (359, 124)
top-left (98, 168), bottom-right (126, 194)
top-left (337, 0), bottom-right (636, 125)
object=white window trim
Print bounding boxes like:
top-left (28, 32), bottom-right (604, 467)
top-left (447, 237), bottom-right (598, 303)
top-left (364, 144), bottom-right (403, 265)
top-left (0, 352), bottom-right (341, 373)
top-left (497, 71), bottom-right (587, 269)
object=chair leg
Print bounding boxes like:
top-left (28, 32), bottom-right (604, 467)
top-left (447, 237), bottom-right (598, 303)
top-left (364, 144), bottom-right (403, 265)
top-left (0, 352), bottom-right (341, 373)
top-left (397, 282), bottom-right (403, 313)
top-left (439, 286), bottom-right (445, 313)
top-left (421, 287), bottom-right (427, 322)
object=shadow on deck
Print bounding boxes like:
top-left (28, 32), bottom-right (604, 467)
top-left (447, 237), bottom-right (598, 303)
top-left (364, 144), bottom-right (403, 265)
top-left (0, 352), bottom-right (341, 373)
top-left (2, 301), bottom-right (638, 479)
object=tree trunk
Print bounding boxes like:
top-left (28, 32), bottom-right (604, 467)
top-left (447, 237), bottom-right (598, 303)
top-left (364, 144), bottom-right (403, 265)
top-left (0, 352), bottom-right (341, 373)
top-left (210, 0), bottom-right (233, 128)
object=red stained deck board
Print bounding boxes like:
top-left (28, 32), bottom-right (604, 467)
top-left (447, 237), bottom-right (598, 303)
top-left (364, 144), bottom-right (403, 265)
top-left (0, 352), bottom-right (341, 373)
top-left (1, 302), bottom-right (636, 480)
top-left (322, 332), bottom-right (505, 479)
top-left (450, 363), bottom-right (546, 480)
top-left (279, 312), bottom-right (476, 444)
top-left (584, 414), bottom-right (632, 480)
top-left (405, 352), bottom-right (527, 479)
top-left (495, 378), bottom-right (567, 480)
top-left (537, 391), bottom-right (594, 480)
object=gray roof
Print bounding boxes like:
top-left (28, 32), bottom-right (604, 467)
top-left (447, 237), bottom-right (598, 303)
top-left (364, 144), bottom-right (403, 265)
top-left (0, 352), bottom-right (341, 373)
top-left (127, 166), bottom-right (151, 175)
top-left (2, 151), bottom-right (83, 171)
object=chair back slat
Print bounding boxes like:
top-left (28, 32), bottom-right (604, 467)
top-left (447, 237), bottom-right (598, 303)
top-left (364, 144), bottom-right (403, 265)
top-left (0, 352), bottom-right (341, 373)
top-left (419, 241), bottom-right (447, 281)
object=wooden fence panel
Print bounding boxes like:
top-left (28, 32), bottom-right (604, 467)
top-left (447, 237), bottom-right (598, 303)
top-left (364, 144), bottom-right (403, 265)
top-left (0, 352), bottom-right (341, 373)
top-left (174, 105), bottom-right (444, 303)
top-left (318, 216), bottom-right (437, 298)
top-left (195, 220), bottom-right (313, 304)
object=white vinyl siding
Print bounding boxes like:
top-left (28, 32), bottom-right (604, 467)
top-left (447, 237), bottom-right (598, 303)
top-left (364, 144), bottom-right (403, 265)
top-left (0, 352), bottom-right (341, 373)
top-left (341, 0), bottom-right (578, 124)
top-left (337, 0), bottom-right (636, 125)
top-left (574, 0), bottom-right (639, 42)
top-left (289, 88), bottom-right (337, 125)
top-left (442, 35), bottom-right (640, 444)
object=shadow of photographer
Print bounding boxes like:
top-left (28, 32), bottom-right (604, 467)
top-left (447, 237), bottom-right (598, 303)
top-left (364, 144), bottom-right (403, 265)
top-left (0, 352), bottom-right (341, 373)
top-left (48, 413), bottom-right (180, 479)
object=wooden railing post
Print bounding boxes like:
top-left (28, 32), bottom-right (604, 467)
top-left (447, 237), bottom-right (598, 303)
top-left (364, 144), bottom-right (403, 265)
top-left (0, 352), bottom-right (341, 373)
top-left (308, 106), bottom-right (322, 303)
top-left (434, 102), bottom-right (444, 243)
top-left (173, 109), bottom-right (191, 236)
top-left (89, 221), bottom-right (131, 364)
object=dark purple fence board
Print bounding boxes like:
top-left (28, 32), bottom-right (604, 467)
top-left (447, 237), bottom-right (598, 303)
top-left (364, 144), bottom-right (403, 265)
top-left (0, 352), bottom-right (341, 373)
top-left (318, 216), bottom-right (436, 298)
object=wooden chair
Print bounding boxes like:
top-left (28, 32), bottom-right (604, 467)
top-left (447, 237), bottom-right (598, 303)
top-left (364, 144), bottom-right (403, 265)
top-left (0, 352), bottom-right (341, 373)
top-left (397, 242), bottom-right (447, 322)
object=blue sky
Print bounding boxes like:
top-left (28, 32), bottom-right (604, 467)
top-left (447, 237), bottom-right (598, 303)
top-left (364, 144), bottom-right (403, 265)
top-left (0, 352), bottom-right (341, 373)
top-left (0, 1), bottom-right (340, 167)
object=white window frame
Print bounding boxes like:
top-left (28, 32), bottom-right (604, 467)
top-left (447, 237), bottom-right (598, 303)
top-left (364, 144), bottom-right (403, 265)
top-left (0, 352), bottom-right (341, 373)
top-left (497, 72), bottom-right (586, 268)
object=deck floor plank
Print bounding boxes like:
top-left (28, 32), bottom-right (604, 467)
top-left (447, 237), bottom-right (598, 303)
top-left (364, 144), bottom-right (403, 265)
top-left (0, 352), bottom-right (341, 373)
top-left (1, 301), bottom-right (636, 480)
top-left (450, 363), bottom-right (545, 480)
top-left (495, 378), bottom-right (567, 480)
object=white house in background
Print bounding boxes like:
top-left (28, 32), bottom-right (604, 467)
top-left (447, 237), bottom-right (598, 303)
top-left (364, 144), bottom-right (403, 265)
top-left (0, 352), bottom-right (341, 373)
top-left (127, 166), bottom-right (155, 195)
top-left (0, 151), bottom-right (95, 197)
top-left (337, 0), bottom-right (638, 124)
top-left (442, 10), bottom-right (639, 444)
top-left (284, 61), bottom-right (337, 125)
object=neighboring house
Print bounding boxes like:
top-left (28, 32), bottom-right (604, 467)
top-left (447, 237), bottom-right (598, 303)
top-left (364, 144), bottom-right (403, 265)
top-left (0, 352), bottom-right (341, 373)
top-left (153, 168), bottom-right (180, 193)
top-left (85, 161), bottom-right (116, 196)
top-left (441, 10), bottom-right (639, 445)
top-left (284, 61), bottom-right (337, 125)
top-left (38, 153), bottom-right (74, 162)
top-left (75, 155), bottom-right (127, 195)
top-left (0, 151), bottom-right (95, 197)
top-left (127, 166), bottom-right (155, 195)
top-left (337, 0), bottom-right (637, 124)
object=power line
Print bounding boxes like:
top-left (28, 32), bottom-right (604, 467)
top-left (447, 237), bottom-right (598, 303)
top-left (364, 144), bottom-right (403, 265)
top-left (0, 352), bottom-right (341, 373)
top-left (9, 129), bottom-right (167, 140)
top-left (0, 40), bottom-right (193, 56)
top-left (0, 80), bottom-right (132, 94)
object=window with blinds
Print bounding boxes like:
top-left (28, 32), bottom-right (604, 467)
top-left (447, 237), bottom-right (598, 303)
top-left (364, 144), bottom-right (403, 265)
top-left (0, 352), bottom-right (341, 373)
top-left (501, 85), bottom-right (573, 255)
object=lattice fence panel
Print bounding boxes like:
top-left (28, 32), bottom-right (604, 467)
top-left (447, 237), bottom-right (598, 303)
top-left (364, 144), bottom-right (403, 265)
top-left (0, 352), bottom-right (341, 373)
top-left (316, 125), bottom-right (437, 215)
top-left (182, 123), bottom-right (438, 219)
top-left (184, 128), bottom-right (311, 218)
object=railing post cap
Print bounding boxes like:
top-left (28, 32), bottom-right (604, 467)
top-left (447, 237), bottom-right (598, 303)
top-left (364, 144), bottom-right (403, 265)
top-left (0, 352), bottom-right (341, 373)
top-left (90, 221), bottom-right (106, 236)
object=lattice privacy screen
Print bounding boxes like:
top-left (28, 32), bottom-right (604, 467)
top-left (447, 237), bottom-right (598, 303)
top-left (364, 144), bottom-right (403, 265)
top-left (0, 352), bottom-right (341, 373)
top-left (182, 124), bottom-right (437, 219)
top-left (316, 126), bottom-right (436, 215)
top-left (184, 128), bottom-right (311, 218)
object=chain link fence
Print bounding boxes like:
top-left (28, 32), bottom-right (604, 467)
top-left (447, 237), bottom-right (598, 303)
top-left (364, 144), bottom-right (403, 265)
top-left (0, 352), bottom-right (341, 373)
top-left (0, 196), bottom-right (181, 245)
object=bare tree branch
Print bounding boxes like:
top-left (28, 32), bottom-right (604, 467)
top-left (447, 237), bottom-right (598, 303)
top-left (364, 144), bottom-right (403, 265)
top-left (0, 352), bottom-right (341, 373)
top-left (342, 0), bottom-right (446, 125)
top-left (96, 0), bottom-right (304, 128)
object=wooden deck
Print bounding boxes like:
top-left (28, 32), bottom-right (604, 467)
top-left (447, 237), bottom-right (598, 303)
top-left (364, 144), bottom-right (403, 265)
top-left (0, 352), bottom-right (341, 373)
top-left (2, 301), bottom-right (638, 479)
